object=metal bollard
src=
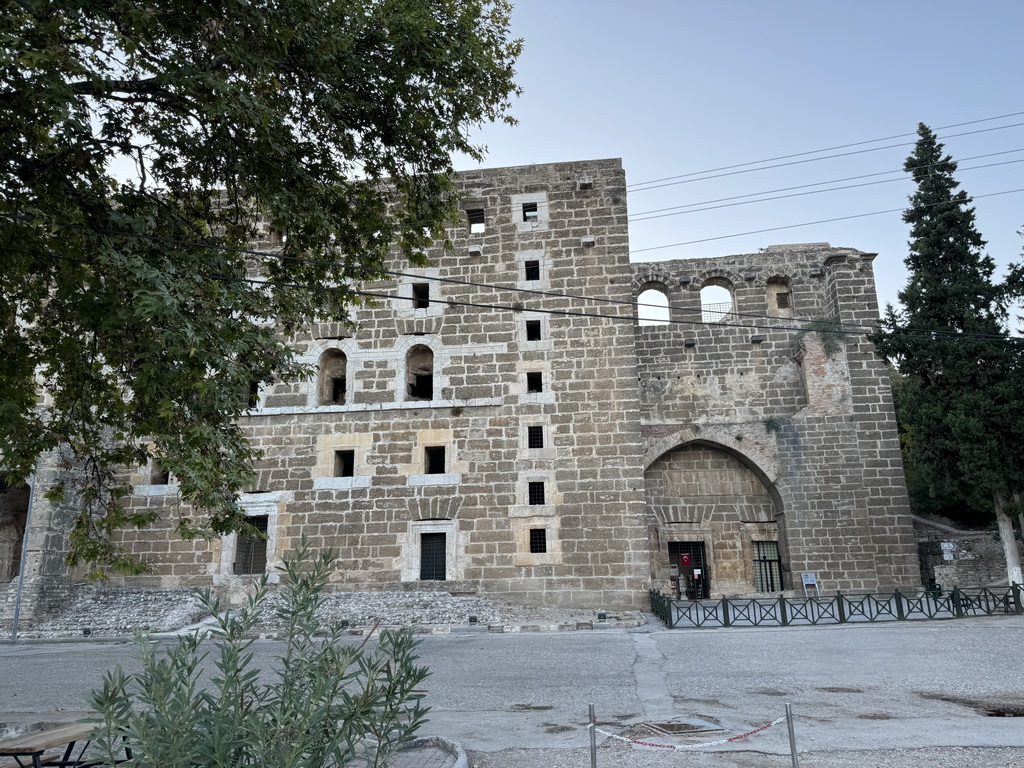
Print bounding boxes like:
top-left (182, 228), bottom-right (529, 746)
top-left (589, 703), bottom-right (597, 768)
top-left (785, 702), bottom-right (799, 767)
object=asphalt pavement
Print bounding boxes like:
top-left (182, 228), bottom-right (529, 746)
top-left (2, 613), bottom-right (1022, 767)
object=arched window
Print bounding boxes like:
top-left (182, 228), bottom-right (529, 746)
top-left (766, 277), bottom-right (793, 318)
top-left (637, 286), bottom-right (670, 325)
top-left (318, 349), bottom-right (348, 405)
top-left (700, 280), bottom-right (734, 323)
top-left (407, 345), bottom-right (434, 401)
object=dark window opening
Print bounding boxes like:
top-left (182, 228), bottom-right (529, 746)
top-left (412, 283), bottom-right (430, 309)
top-left (420, 532), bottom-right (446, 580)
top-left (776, 292), bottom-right (791, 309)
top-left (149, 461), bottom-right (170, 485)
top-left (466, 208), bottom-right (486, 234)
top-left (331, 377), bottom-right (347, 404)
top-left (526, 372), bottom-right (543, 393)
top-left (334, 450), bottom-right (355, 478)
top-left (527, 425), bottom-right (544, 449)
top-left (234, 515), bottom-right (269, 575)
top-left (522, 202), bottom-right (539, 223)
top-left (529, 528), bottom-right (547, 554)
top-left (753, 540), bottom-right (783, 593)
top-left (524, 260), bottom-right (541, 281)
top-left (425, 446), bottom-right (446, 475)
top-left (319, 350), bottom-right (348, 405)
top-left (407, 346), bottom-right (434, 400)
top-left (525, 320), bottom-right (542, 341)
top-left (248, 380), bottom-right (260, 408)
top-left (528, 481), bottom-right (546, 506)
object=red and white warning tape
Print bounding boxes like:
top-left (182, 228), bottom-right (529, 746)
top-left (589, 716), bottom-right (787, 751)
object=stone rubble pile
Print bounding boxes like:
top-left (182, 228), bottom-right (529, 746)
top-left (17, 584), bottom-right (640, 638)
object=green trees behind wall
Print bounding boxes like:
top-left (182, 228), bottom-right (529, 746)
top-left (0, 0), bottom-right (521, 574)
top-left (871, 124), bottom-right (1024, 584)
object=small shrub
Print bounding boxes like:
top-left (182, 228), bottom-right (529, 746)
top-left (89, 540), bottom-right (429, 768)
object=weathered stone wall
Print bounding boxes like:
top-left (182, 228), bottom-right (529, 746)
top-left (914, 516), bottom-right (1023, 587)
top-left (634, 245), bottom-right (921, 595)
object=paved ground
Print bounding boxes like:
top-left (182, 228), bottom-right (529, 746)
top-left (2, 613), bottom-right (1023, 767)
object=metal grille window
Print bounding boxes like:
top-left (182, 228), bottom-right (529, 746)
top-left (527, 425), bottom-right (544, 449)
top-left (668, 541), bottom-right (709, 599)
top-left (529, 528), bottom-right (547, 554)
top-left (420, 532), bottom-right (446, 580)
top-left (753, 540), bottom-right (783, 593)
top-left (524, 260), bottom-right (540, 281)
top-left (528, 481), bottom-right (546, 505)
top-left (233, 516), bottom-right (269, 575)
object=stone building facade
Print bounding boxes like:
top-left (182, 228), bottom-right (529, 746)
top-left (2, 158), bottom-right (922, 621)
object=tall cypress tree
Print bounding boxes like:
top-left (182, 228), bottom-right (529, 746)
top-left (872, 124), bottom-right (1023, 585)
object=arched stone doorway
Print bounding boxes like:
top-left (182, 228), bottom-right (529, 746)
top-left (646, 442), bottom-right (787, 598)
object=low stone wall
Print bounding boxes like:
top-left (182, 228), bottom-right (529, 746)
top-left (914, 516), bottom-right (1023, 587)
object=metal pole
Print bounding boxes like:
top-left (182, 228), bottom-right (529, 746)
top-left (589, 703), bottom-right (597, 768)
top-left (11, 474), bottom-right (36, 641)
top-left (785, 703), bottom-right (799, 768)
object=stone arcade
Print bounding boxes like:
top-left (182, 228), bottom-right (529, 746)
top-left (2, 158), bottom-right (921, 622)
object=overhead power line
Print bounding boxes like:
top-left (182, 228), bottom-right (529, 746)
top-left (627, 121), bottom-right (1024, 193)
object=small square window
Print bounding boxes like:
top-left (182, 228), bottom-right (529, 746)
top-left (527, 425), bottom-right (544, 449)
top-left (410, 373), bottom-right (433, 400)
top-left (522, 202), bottom-right (539, 223)
top-left (526, 371), bottom-right (543, 393)
top-left (528, 481), bottom-right (546, 506)
top-left (525, 320), bottom-right (542, 341)
top-left (776, 292), bottom-right (791, 309)
top-left (524, 260), bottom-right (540, 281)
top-left (149, 462), bottom-right (170, 485)
top-left (425, 446), bottom-right (446, 475)
top-left (412, 283), bottom-right (430, 309)
top-left (467, 208), bottom-right (486, 234)
top-left (331, 376), bottom-right (346, 404)
top-left (334, 449), bottom-right (355, 478)
top-left (529, 528), bottom-right (547, 554)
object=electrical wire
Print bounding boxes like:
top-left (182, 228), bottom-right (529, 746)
top-left (627, 121), bottom-right (1024, 193)
top-left (628, 149), bottom-right (1024, 220)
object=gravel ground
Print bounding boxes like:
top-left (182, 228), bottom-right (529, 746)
top-left (17, 584), bottom-right (643, 638)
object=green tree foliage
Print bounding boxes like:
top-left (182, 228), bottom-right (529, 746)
top-left (89, 542), bottom-right (430, 768)
top-left (0, 0), bottom-right (521, 573)
top-left (871, 124), bottom-right (1024, 582)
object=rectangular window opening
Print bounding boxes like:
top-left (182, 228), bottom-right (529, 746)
top-left (526, 371), bottom-right (543, 393)
top-left (524, 260), bottom-right (541, 281)
top-left (525, 320), bottom-right (542, 341)
top-left (753, 540), bottom-right (783, 593)
top-left (331, 376), bottom-right (347, 404)
top-left (410, 373), bottom-right (434, 400)
top-left (528, 481), bottom-right (546, 506)
top-left (149, 462), bottom-right (170, 485)
top-left (233, 515), bottom-right (269, 575)
top-left (425, 446), bottom-right (446, 475)
top-left (412, 283), bottom-right (430, 309)
top-left (527, 425), bottom-right (545, 449)
top-left (466, 208), bottom-right (486, 234)
top-left (776, 292), bottom-right (791, 309)
top-left (334, 449), bottom-right (355, 478)
top-left (247, 380), bottom-right (260, 408)
top-left (529, 528), bottom-right (547, 554)
top-left (420, 532), bottom-right (446, 580)
top-left (522, 202), bottom-right (539, 223)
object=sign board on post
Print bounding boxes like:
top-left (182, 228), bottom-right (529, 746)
top-left (801, 572), bottom-right (820, 597)
top-left (940, 542), bottom-right (955, 561)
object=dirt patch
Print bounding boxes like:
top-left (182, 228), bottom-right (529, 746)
top-left (918, 692), bottom-right (1024, 717)
top-left (817, 686), bottom-right (864, 693)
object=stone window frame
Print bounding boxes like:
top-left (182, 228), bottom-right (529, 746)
top-left (394, 268), bottom-right (444, 319)
top-left (516, 361), bottom-right (554, 404)
top-left (766, 275), bottom-right (794, 319)
top-left (133, 448), bottom-right (177, 496)
top-left (519, 310), bottom-right (552, 351)
top-left (304, 339), bottom-right (358, 409)
top-left (404, 429), bottom-right (464, 487)
top-left (405, 344), bottom-right (435, 402)
top-left (389, 335), bottom-right (453, 405)
top-left (217, 491), bottom-right (287, 584)
top-left (511, 192), bottom-right (549, 233)
top-left (636, 281), bottom-right (672, 326)
top-left (521, 419), bottom-right (556, 460)
top-left (516, 249), bottom-right (551, 291)
top-left (401, 518), bottom-right (463, 582)
top-left (510, 471), bottom-right (557, 519)
top-left (511, 515), bottom-right (562, 566)
top-left (313, 434), bottom-right (373, 490)
top-left (317, 348), bottom-right (349, 406)
top-left (699, 276), bottom-right (735, 324)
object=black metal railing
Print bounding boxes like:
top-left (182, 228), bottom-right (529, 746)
top-left (649, 585), bottom-right (1024, 629)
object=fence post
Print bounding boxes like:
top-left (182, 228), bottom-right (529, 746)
top-left (721, 597), bottom-right (731, 628)
top-left (589, 703), bottom-right (597, 768)
top-left (779, 594), bottom-right (789, 626)
top-left (1013, 584), bottom-right (1023, 616)
top-left (894, 589), bottom-right (905, 621)
top-left (836, 592), bottom-right (846, 624)
top-left (952, 587), bottom-right (964, 618)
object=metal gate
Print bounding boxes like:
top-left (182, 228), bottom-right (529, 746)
top-left (668, 541), bottom-right (709, 599)
top-left (420, 532), bottom-right (446, 581)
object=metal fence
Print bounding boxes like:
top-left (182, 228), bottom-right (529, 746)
top-left (649, 585), bottom-right (1024, 629)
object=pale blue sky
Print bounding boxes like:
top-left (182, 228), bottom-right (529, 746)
top-left (459, 1), bottom-right (1024, 318)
